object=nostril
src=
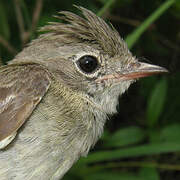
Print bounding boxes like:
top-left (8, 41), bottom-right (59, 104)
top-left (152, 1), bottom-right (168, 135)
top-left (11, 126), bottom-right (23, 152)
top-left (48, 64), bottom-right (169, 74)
top-left (129, 62), bottom-right (141, 69)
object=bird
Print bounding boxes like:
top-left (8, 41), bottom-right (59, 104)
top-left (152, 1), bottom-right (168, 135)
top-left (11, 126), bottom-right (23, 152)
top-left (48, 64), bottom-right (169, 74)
top-left (0, 6), bottom-right (167, 180)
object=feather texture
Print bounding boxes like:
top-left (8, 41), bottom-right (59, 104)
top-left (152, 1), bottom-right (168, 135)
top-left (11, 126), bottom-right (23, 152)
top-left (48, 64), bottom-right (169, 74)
top-left (0, 64), bottom-right (51, 144)
top-left (39, 6), bottom-right (129, 57)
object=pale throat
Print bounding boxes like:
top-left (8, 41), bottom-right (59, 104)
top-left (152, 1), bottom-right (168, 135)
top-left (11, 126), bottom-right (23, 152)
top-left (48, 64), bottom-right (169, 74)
top-left (93, 80), bottom-right (133, 114)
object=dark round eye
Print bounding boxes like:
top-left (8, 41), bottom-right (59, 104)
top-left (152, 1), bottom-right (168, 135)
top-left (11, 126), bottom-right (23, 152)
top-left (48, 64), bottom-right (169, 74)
top-left (77, 55), bottom-right (99, 74)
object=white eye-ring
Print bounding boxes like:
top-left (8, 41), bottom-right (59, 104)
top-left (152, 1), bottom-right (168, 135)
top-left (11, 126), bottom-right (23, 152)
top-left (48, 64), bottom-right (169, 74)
top-left (71, 50), bottom-right (102, 78)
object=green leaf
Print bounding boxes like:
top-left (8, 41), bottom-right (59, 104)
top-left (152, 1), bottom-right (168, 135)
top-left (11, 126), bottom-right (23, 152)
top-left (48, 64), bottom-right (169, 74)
top-left (160, 123), bottom-right (180, 142)
top-left (101, 129), bottom-right (111, 141)
top-left (97, 0), bottom-right (116, 16)
top-left (78, 142), bottom-right (180, 165)
top-left (104, 126), bottom-right (146, 147)
top-left (170, 0), bottom-right (180, 18)
top-left (139, 167), bottom-right (160, 180)
top-left (0, 2), bottom-right (10, 39)
top-left (20, 0), bottom-right (31, 29)
top-left (125, 0), bottom-right (176, 49)
top-left (85, 172), bottom-right (144, 180)
top-left (146, 78), bottom-right (168, 128)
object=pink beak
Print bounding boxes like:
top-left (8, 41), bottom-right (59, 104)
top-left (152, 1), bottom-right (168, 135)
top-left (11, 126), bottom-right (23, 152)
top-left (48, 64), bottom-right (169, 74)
top-left (96, 62), bottom-right (168, 82)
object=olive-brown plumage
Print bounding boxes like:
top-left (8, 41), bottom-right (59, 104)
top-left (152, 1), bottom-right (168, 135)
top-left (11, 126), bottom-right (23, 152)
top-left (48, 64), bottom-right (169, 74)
top-left (0, 6), bottom-right (167, 179)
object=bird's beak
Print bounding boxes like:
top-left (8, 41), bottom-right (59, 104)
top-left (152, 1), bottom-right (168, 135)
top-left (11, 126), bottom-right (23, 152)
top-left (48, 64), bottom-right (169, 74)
top-left (96, 62), bottom-right (168, 82)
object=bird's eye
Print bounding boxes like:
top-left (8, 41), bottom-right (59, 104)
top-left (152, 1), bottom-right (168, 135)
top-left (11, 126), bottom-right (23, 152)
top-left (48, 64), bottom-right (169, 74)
top-left (77, 55), bottom-right (99, 74)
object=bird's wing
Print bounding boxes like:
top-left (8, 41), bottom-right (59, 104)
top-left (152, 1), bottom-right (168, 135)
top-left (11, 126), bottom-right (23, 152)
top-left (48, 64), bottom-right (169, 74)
top-left (0, 63), bottom-right (51, 149)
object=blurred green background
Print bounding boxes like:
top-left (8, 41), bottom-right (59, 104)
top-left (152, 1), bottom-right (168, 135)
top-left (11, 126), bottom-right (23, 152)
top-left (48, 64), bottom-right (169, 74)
top-left (0, 0), bottom-right (180, 179)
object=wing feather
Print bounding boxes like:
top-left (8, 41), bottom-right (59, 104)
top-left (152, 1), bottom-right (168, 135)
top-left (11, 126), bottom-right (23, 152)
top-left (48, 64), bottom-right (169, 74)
top-left (0, 63), bottom-right (51, 145)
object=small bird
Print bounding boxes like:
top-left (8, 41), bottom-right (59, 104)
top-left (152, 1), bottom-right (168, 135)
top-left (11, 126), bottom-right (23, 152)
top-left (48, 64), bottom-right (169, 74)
top-left (0, 6), bottom-right (167, 180)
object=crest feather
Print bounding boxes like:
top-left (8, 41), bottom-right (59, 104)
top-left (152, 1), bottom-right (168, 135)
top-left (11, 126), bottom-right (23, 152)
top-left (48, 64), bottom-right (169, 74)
top-left (40, 6), bottom-right (129, 56)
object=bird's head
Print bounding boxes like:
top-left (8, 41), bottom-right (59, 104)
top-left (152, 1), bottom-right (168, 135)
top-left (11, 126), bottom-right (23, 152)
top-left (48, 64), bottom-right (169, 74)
top-left (15, 6), bottom-right (167, 114)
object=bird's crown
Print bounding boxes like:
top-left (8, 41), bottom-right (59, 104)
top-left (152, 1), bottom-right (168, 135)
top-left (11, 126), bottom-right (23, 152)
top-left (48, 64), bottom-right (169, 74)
top-left (40, 6), bottom-right (130, 57)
